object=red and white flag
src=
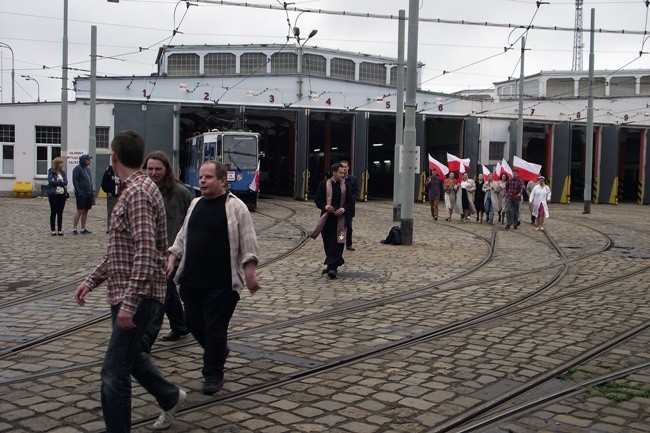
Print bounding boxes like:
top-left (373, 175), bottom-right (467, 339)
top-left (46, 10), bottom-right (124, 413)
top-left (428, 154), bottom-right (449, 179)
top-left (495, 161), bottom-right (502, 178)
top-left (248, 161), bottom-right (260, 192)
top-left (513, 155), bottom-right (542, 182)
top-left (501, 158), bottom-right (513, 179)
top-left (446, 152), bottom-right (470, 172)
top-left (482, 164), bottom-right (490, 177)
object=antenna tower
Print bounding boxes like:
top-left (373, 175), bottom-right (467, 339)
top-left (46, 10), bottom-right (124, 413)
top-left (572, 0), bottom-right (584, 70)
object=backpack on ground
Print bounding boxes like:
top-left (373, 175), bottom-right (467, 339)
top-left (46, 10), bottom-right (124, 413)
top-left (380, 225), bottom-right (402, 245)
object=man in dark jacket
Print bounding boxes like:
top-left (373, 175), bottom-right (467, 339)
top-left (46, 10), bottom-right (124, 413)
top-left (340, 160), bottom-right (359, 251)
top-left (72, 154), bottom-right (94, 234)
top-left (101, 165), bottom-right (121, 234)
top-left (425, 169), bottom-right (444, 220)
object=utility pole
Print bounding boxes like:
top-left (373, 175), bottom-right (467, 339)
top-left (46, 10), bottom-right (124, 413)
top-left (399, 0), bottom-right (419, 245)
top-left (516, 36), bottom-right (525, 158)
top-left (583, 8), bottom-right (595, 214)
top-left (61, 0), bottom-right (69, 171)
top-left (89, 26), bottom-right (97, 181)
top-left (393, 9), bottom-right (405, 221)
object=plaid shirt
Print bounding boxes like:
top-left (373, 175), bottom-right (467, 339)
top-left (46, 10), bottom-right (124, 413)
top-left (505, 176), bottom-right (525, 200)
top-left (83, 170), bottom-right (168, 314)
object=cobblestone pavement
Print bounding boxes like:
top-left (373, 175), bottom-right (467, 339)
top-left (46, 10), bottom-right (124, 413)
top-left (0, 196), bottom-right (648, 433)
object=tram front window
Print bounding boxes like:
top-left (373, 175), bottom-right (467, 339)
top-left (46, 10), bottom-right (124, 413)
top-left (223, 136), bottom-right (257, 171)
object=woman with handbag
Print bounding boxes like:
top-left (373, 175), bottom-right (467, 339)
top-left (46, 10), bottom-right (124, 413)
top-left (47, 156), bottom-right (68, 236)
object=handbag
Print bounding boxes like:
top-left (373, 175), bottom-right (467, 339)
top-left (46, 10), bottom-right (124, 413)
top-left (55, 186), bottom-right (64, 195)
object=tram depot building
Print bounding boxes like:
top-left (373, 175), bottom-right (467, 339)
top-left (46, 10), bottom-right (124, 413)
top-left (1, 44), bottom-right (650, 205)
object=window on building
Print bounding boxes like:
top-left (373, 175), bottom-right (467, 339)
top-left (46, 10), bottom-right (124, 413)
top-left (389, 66), bottom-right (407, 86)
top-left (204, 53), bottom-right (236, 75)
top-left (609, 76), bottom-right (636, 97)
top-left (489, 141), bottom-right (505, 161)
top-left (167, 53), bottom-right (200, 76)
top-left (330, 57), bottom-right (355, 81)
top-left (546, 78), bottom-right (574, 98)
top-left (35, 126), bottom-right (61, 176)
top-left (302, 54), bottom-right (326, 77)
top-left (271, 52), bottom-right (297, 74)
top-left (498, 85), bottom-right (514, 99)
top-left (96, 127), bottom-right (110, 149)
top-left (240, 53), bottom-right (267, 75)
top-left (578, 77), bottom-right (606, 97)
top-left (640, 76), bottom-right (650, 95)
top-left (359, 62), bottom-right (386, 85)
top-left (0, 124), bottom-right (15, 175)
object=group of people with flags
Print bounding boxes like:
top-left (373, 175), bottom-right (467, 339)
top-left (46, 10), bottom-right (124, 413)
top-left (425, 153), bottom-right (551, 231)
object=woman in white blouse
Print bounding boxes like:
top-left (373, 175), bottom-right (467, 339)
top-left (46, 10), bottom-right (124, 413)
top-left (529, 176), bottom-right (551, 231)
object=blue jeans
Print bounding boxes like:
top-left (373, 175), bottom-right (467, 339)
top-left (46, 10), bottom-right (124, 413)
top-left (101, 300), bottom-right (180, 433)
top-left (484, 197), bottom-right (493, 223)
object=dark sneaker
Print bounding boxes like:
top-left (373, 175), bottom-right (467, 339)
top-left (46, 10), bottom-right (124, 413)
top-left (327, 269), bottom-right (337, 279)
top-left (80, 229), bottom-right (91, 234)
top-left (505, 225), bottom-right (510, 230)
top-left (72, 229), bottom-right (78, 235)
top-left (162, 330), bottom-right (189, 341)
top-left (202, 377), bottom-right (224, 395)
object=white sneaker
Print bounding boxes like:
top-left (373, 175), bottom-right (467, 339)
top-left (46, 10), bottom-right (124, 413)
top-left (153, 389), bottom-right (186, 430)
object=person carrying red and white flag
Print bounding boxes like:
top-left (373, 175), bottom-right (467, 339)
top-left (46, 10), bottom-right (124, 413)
top-left (512, 155), bottom-right (542, 182)
top-left (248, 161), bottom-right (260, 192)
top-left (428, 154), bottom-right (449, 180)
top-left (500, 158), bottom-right (513, 179)
top-left (446, 153), bottom-right (470, 173)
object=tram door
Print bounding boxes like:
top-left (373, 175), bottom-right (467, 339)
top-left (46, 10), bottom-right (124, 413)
top-left (618, 128), bottom-right (642, 202)
top-left (307, 113), bottom-right (353, 195)
top-left (598, 126), bottom-right (619, 204)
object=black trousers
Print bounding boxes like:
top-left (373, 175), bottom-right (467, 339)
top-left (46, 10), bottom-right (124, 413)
top-left (345, 214), bottom-right (354, 247)
top-left (141, 275), bottom-right (188, 353)
top-left (180, 286), bottom-right (239, 379)
top-left (48, 194), bottom-right (66, 231)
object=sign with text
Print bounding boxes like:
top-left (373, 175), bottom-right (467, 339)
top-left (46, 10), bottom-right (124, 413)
top-left (67, 149), bottom-right (85, 168)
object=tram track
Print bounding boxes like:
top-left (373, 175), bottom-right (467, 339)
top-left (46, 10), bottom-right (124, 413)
top-left (121, 259), bottom-right (649, 431)
top-left (0, 200), bottom-right (622, 374)
top-left (0, 199), bottom-right (309, 358)
top-left (1, 199), bottom-right (647, 433)
top-left (2, 231), bottom-right (645, 395)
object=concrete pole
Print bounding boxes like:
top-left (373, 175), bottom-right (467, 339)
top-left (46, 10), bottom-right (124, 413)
top-left (400, 0), bottom-right (419, 245)
top-left (392, 9), bottom-right (406, 221)
top-left (61, 0), bottom-right (69, 171)
top-left (516, 36), bottom-right (525, 158)
top-left (89, 26), bottom-right (97, 183)
top-left (583, 9), bottom-right (595, 214)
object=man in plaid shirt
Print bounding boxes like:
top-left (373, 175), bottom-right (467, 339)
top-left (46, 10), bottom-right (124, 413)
top-left (75, 130), bottom-right (185, 432)
top-left (504, 169), bottom-right (525, 230)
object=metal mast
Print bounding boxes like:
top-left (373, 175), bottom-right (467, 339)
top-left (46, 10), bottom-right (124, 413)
top-left (572, 0), bottom-right (584, 70)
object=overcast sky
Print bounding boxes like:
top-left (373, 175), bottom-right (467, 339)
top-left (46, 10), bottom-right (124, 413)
top-left (1, 0), bottom-right (648, 103)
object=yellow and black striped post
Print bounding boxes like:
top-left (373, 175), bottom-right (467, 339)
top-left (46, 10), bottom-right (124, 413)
top-left (361, 170), bottom-right (369, 202)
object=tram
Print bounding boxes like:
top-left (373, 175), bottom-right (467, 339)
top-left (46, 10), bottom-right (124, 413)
top-left (181, 130), bottom-right (261, 210)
